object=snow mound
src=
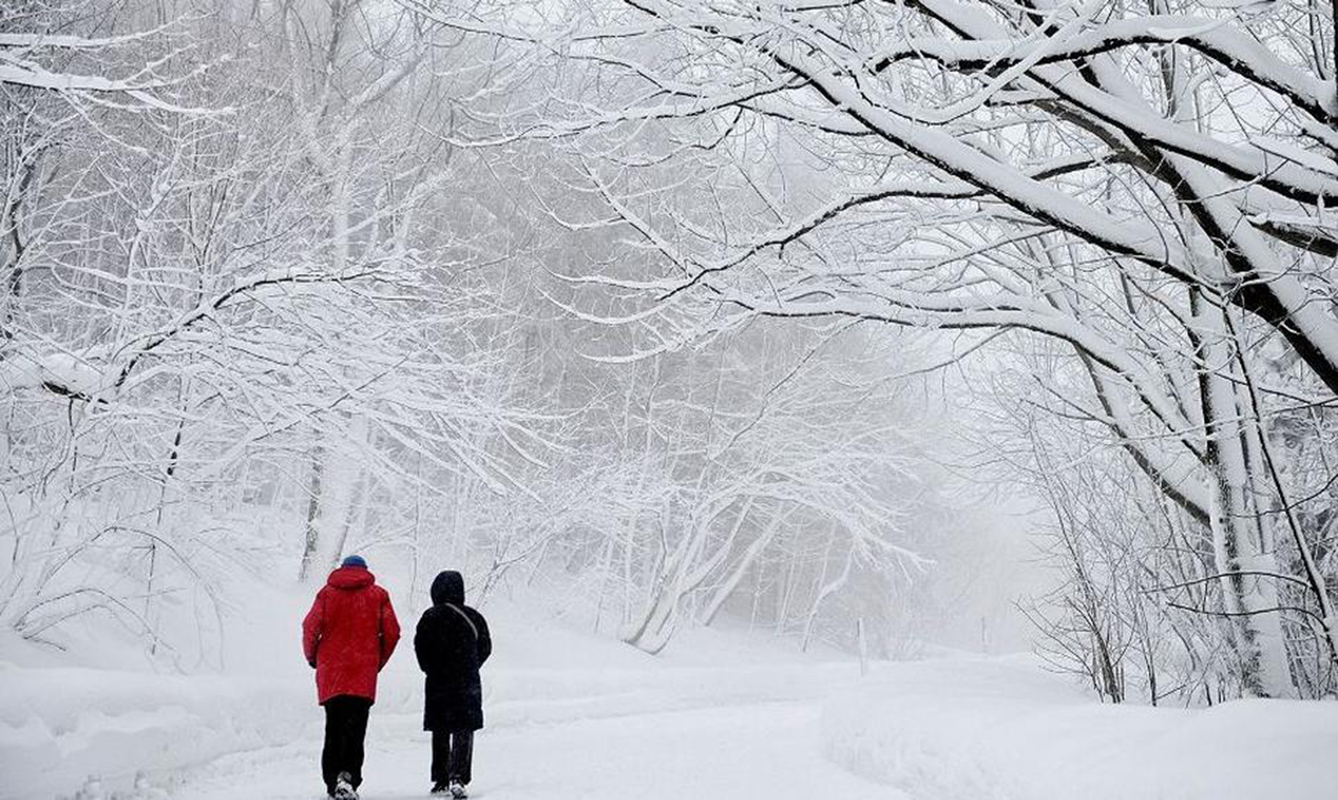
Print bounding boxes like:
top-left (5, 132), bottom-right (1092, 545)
top-left (823, 655), bottom-right (1338, 800)
top-left (0, 664), bottom-right (307, 799)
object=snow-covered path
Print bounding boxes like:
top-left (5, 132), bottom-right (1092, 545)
top-left (173, 676), bottom-right (897, 800)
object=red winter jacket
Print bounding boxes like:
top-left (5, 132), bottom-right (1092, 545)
top-left (302, 566), bottom-right (401, 704)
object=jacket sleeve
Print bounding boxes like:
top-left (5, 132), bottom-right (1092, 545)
top-left (474, 611), bottom-right (492, 666)
top-left (379, 591), bottom-right (401, 670)
top-left (302, 590), bottom-right (325, 667)
top-left (413, 612), bottom-right (435, 674)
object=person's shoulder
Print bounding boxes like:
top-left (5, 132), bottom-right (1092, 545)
top-left (463, 605), bottom-right (488, 625)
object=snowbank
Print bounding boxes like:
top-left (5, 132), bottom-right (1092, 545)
top-left (0, 664), bottom-right (308, 799)
top-left (823, 655), bottom-right (1338, 800)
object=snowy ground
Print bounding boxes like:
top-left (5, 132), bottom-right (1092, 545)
top-left (3, 596), bottom-right (892, 800)
top-left (825, 656), bottom-right (1338, 800)
top-left (174, 669), bottom-right (893, 800)
top-left (5, 592), bottom-right (1337, 800)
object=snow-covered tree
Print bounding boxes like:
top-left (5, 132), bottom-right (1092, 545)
top-left (431, 0), bottom-right (1338, 695)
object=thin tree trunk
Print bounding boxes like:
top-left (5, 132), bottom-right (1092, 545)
top-left (298, 446), bottom-right (324, 582)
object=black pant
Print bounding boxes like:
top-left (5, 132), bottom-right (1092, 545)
top-left (323, 696), bottom-right (372, 793)
top-left (431, 730), bottom-right (474, 786)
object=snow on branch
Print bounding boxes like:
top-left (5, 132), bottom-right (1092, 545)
top-left (866, 15), bottom-right (1338, 126)
top-left (0, 20), bottom-right (223, 115)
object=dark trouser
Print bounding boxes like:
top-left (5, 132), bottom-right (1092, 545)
top-left (323, 695), bottom-right (372, 794)
top-left (431, 730), bottom-right (475, 786)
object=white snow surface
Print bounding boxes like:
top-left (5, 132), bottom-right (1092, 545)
top-left (825, 655), bottom-right (1338, 800)
top-left (3, 594), bottom-right (1336, 800)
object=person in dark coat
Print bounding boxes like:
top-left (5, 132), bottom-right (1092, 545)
top-left (414, 570), bottom-right (492, 798)
top-left (302, 555), bottom-right (401, 800)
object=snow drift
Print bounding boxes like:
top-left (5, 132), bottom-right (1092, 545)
top-left (0, 665), bottom-right (305, 800)
top-left (824, 655), bottom-right (1338, 800)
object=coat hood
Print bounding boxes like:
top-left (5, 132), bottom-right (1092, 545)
top-left (328, 565), bottom-right (375, 590)
top-left (430, 570), bottom-right (465, 606)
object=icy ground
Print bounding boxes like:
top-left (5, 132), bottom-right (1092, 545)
top-left (5, 592), bottom-right (1338, 800)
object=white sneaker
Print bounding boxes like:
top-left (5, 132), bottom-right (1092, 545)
top-left (448, 780), bottom-right (468, 799)
top-left (334, 772), bottom-right (358, 800)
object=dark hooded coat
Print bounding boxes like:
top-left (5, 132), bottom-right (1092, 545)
top-left (414, 571), bottom-right (492, 731)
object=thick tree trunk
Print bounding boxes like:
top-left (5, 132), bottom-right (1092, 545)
top-left (1195, 298), bottom-right (1294, 697)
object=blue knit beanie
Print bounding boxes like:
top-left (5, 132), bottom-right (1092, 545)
top-left (341, 554), bottom-right (368, 569)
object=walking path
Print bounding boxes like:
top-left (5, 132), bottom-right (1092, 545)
top-left (173, 665), bottom-right (900, 800)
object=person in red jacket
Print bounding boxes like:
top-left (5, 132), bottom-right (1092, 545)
top-left (303, 555), bottom-right (401, 800)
